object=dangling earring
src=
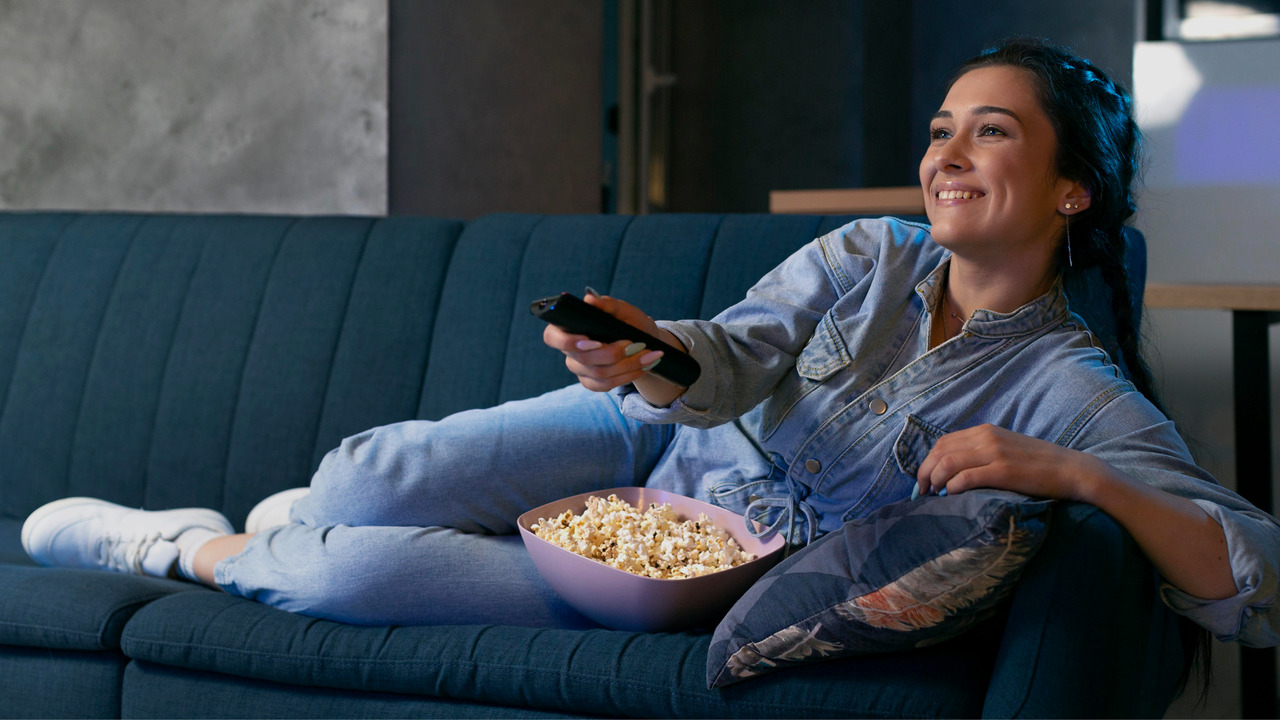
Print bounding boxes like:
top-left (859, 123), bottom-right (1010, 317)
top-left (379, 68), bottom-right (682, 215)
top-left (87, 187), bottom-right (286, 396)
top-left (1064, 202), bottom-right (1077, 267)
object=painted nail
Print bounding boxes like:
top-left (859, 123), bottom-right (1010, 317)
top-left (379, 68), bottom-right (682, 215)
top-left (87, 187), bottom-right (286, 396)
top-left (938, 488), bottom-right (948, 497)
top-left (640, 350), bottom-right (663, 371)
top-left (910, 484), bottom-right (921, 501)
top-left (585, 286), bottom-right (601, 297)
top-left (575, 339), bottom-right (603, 351)
top-left (624, 342), bottom-right (646, 357)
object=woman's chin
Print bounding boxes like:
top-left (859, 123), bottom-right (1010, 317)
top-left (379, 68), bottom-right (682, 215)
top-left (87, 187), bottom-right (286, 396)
top-left (925, 223), bottom-right (968, 248)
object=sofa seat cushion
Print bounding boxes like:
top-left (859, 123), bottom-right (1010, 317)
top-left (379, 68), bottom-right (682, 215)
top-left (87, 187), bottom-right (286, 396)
top-left (2, 645), bottom-right (130, 719)
top-left (121, 659), bottom-right (582, 720)
top-left (0, 562), bottom-right (205, 651)
top-left (121, 591), bottom-right (1004, 718)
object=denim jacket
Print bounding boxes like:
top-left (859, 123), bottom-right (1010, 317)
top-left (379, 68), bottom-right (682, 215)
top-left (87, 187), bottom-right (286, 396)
top-left (618, 217), bottom-right (1279, 648)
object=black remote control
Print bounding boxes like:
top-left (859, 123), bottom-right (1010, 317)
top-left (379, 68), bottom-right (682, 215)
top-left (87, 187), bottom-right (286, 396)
top-left (530, 293), bottom-right (701, 387)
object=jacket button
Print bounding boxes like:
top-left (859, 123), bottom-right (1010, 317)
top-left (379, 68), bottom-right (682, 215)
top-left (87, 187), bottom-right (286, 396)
top-left (805, 459), bottom-right (821, 473)
top-left (869, 398), bottom-right (888, 415)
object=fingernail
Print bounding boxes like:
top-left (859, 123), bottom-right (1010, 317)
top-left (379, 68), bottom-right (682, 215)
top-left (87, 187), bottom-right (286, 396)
top-left (640, 350), bottom-right (663, 372)
top-left (624, 342), bottom-right (646, 357)
top-left (585, 286), bottom-right (601, 297)
top-left (910, 484), bottom-right (921, 501)
top-left (938, 488), bottom-right (948, 497)
top-left (575, 339), bottom-right (603, 351)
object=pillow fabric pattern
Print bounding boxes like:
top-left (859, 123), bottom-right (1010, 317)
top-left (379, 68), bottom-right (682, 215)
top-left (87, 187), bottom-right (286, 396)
top-left (707, 489), bottom-right (1054, 688)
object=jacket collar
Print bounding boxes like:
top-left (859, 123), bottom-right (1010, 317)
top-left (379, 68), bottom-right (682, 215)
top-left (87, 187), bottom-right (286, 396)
top-left (914, 256), bottom-right (1069, 339)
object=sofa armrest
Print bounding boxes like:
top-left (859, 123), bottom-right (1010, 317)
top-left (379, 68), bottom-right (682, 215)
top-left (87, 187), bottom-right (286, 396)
top-left (982, 501), bottom-right (1189, 718)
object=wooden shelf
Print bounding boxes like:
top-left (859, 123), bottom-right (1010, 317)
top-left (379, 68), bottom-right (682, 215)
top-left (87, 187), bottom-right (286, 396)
top-left (769, 186), bottom-right (926, 215)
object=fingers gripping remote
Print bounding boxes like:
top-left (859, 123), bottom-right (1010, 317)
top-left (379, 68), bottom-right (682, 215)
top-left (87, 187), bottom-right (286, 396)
top-left (530, 293), bottom-right (701, 387)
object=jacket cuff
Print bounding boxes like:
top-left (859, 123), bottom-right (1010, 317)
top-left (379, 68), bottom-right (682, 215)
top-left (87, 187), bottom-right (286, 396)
top-left (613, 321), bottom-right (716, 425)
top-left (1159, 499), bottom-right (1279, 647)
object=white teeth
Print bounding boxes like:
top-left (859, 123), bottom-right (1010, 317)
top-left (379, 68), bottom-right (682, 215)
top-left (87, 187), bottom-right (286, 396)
top-left (937, 190), bottom-right (983, 200)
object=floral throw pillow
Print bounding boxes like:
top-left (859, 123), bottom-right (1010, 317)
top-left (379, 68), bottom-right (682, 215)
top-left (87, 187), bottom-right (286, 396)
top-left (707, 489), bottom-right (1054, 688)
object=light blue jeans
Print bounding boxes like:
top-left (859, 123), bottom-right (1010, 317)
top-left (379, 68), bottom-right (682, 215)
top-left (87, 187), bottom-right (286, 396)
top-left (214, 384), bottom-right (775, 628)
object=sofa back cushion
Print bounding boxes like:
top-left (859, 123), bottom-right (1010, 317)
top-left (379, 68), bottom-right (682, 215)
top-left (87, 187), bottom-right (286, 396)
top-left (0, 213), bottom-right (862, 525)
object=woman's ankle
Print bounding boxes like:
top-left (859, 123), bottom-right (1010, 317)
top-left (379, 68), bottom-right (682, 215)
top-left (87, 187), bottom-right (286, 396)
top-left (189, 533), bottom-right (251, 587)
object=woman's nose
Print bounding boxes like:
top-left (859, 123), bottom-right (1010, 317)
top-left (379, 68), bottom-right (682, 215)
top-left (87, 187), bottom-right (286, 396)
top-left (932, 139), bottom-right (971, 172)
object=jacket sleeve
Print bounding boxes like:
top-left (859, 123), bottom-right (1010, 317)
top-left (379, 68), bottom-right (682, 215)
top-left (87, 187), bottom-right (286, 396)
top-left (1073, 390), bottom-right (1280, 647)
top-left (616, 219), bottom-right (888, 429)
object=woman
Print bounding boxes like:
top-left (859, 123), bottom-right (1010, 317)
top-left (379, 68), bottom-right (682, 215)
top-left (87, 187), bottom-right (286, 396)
top-left (22, 39), bottom-right (1280, 654)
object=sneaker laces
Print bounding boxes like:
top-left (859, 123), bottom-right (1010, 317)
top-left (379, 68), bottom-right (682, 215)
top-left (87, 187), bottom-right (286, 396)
top-left (96, 530), bottom-right (165, 574)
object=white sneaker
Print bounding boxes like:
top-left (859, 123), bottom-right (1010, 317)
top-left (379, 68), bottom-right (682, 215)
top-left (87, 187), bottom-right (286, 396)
top-left (21, 497), bottom-right (234, 577)
top-left (245, 487), bottom-right (310, 534)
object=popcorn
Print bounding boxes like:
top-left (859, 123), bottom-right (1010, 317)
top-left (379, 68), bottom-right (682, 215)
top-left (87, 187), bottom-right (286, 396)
top-left (530, 494), bottom-right (755, 580)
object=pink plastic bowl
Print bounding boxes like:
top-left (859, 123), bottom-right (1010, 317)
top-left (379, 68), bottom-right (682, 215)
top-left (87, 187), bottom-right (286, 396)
top-left (517, 486), bottom-right (786, 632)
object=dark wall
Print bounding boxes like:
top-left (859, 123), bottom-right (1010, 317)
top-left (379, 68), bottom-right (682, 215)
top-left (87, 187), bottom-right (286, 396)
top-left (389, 0), bottom-right (603, 217)
top-left (905, 1), bottom-right (1138, 172)
top-left (664, 0), bottom-right (868, 213)
top-left (386, 1), bottom-right (1138, 217)
top-left (661, 0), bottom-right (1138, 213)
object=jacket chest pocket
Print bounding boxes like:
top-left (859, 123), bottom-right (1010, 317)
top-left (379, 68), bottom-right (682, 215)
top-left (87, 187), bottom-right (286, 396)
top-left (893, 414), bottom-right (948, 477)
top-left (796, 313), bottom-right (852, 380)
top-left (759, 312), bottom-right (852, 440)
top-left (842, 414), bottom-right (950, 522)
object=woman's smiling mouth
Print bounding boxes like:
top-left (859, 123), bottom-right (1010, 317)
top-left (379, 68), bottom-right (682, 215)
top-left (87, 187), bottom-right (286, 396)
top-left (936, 189), bottom-right (986, 200)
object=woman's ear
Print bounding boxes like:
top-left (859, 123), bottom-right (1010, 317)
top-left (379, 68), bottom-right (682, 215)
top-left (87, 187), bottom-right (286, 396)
top-left (1062, 184), bottom-right (1092, 214)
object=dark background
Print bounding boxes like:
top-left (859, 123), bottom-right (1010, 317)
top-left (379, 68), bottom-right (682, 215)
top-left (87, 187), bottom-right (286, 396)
top-left (387, 0), bottom-right (1138, 218)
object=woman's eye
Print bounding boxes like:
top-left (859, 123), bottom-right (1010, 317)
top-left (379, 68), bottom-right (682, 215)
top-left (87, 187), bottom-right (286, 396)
top-left (929, 127), bottom-right (951, 141)
top-left (978, 125), bottom-right (1006, 137)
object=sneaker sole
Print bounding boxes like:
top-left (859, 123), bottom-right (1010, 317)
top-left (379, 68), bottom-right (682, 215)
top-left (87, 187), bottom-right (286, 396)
top-left (21, 497), bottom-right (234, 556)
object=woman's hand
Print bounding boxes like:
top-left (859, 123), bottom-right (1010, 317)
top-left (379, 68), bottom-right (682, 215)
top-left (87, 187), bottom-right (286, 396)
top-left (916, 423), bottom-right (1237, 600)
top-left (541, 293), bottom-right (687, 405)
top-left (915, 424), bottom-right (1100, 501)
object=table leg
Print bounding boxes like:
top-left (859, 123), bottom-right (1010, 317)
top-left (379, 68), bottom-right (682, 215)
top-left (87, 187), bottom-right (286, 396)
top-left (1232, 310), bottom-right (1277, 719)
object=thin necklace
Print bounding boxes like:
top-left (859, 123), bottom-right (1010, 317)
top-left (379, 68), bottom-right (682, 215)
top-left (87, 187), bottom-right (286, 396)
top-left (943, 290), bottom-right (965, 338)
top-left (936, 274), bottom-right (962, 330)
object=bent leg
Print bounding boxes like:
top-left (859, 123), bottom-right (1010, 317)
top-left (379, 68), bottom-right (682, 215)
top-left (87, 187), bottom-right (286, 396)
top-left (215, 523), bottom-right (599, 628)
top-left (297, 384), bottom-right (677, 535)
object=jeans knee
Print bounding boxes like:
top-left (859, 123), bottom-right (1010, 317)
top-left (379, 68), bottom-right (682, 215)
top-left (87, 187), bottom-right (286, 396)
top-left (303, 429), bottom-right (405, 526)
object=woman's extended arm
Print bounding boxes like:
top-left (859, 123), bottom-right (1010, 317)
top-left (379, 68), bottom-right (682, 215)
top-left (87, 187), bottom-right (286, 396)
top-left (915, 424), bottom-right (1238, 601)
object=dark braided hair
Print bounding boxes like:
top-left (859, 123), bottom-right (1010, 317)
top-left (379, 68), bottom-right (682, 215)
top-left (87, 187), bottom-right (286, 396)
top-left (949, 37), bottom-right (1210, 701)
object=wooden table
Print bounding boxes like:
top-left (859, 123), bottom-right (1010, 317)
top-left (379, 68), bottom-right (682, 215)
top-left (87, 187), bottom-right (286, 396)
top-left (1145, 283), bottom-right (1280, 720)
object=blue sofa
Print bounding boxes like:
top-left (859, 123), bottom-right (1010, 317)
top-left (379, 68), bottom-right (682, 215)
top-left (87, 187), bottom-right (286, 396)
top-left (0, 211), bottom-right (1188, 718)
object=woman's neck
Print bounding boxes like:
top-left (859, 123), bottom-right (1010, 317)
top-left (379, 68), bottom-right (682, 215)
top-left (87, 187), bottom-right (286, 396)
top-left (944, 252), bottom-right (1058, 322)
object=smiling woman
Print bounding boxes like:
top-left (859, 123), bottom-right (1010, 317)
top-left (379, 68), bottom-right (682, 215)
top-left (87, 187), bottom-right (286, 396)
top-left (21, 37), bottom-right (1280, 708)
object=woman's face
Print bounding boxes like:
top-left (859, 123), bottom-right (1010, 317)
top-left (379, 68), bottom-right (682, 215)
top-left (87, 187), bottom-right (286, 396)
top-left (920, 65), bottom-right (1082, 260)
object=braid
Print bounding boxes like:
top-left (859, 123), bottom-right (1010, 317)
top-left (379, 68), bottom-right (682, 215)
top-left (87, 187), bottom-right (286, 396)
top-left (1091, 232), bottom-right (1167, 414)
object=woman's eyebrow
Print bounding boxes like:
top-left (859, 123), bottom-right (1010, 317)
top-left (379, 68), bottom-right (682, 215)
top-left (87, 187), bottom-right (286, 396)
top-left (930, 106), bottom-right (1023, 124)
top-left (972, 105), bottom-right (1022, 124)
